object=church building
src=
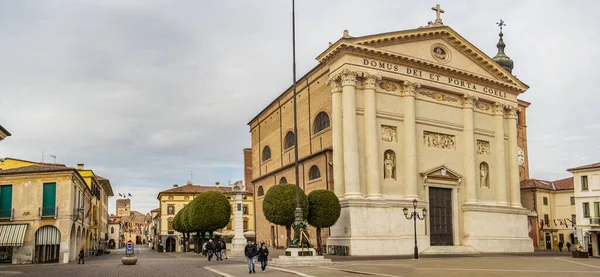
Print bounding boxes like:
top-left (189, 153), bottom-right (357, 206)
top-left (247, 5), bottom-right (533, 255)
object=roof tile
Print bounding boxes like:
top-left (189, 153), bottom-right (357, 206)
top-left (568, 162), bottom-right (600, 172)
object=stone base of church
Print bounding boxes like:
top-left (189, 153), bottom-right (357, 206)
top-left (326, 198), bottom-right (429, 256)
top-left (461, 204), bottom-right (534, 253)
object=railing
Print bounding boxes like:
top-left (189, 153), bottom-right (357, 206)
top-left (0, 208), bottom-right (13, 220)
top-left (40, 206), bottom-right (58, 218)
top-left (590, 218), bottom-right (600, 225)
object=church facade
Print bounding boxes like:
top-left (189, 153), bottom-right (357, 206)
top-left (247, 9), bottom-right (533, 255)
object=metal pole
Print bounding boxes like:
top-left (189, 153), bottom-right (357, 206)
top-left (413, 204), bottom-right (418, 259)
top-left (291, 0), bottom-right (302, 223)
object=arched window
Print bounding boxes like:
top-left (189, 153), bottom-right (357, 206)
top-left (111, 227), bottom-right (114, 234)
top-left (313, 112), bottom-right (330, 134)
top-left (280, 177), bottom-right (288, 184)
top-left (308, 165), bottom-right (321, 180)
top-left (284, 131), bottom-right (296, 150)
top-left (257, 186), bottom-right (264, 197)
top-left (262, 146), bottom-right (271, 161)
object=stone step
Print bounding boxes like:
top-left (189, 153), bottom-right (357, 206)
top-left (422, 246), bottom-right (481, 255)
top-left (271, 255), bottom-right (333, 267)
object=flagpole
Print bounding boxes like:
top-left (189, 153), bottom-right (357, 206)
top-left (291, 0), bottom-right (303, 226)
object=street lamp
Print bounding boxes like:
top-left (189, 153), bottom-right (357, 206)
top-left (403, 199), bottom-right (427, 260)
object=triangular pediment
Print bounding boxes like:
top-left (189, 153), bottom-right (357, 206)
top-left (317, 26), bottom-right (528, 91)
top-left (421, 165), bottom-right (462, 181)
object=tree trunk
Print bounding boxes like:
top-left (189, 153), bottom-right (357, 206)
top-left (209, 230), bottom-right (213, 240)
top-left (316, 227), bottom-right (322, 255)
top-left (286, 225), bottom-right (291, 248)
top-left (195, 231), bottom-right (200, 254)
top-left (183, 233), bottom-right (187, 252)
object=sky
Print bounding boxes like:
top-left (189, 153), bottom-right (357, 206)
top-left (0, 1), bottom-right (598, 214)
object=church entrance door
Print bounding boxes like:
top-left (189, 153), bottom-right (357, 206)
top-left (429, 187), bottom-right (453, 246)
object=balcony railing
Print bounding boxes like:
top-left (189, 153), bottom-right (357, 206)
top-left (0, 208), bottom-right (13, 220)
top-left (590, 218), bottom-right (600, 225)
top-left (40, 206), bottom-right (58, 218)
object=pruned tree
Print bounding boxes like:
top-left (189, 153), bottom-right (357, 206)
top-left (307, 190), bottom-right (341, 255)
top-left (188, 191), bottom-right (231, 251)
top-left (262, 183), bottom-right (308, 247)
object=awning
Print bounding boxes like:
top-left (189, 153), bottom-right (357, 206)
top-left (0, 224), bottom-right (28, 247)
top-left (244, 231), bottom-right (256, 237)
top-left (36, 225), bottom-right (60, 245)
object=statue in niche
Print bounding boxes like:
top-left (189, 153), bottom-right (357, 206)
top-left (383, 150), bottom-right (396, 180)
top-left (479, 162), bottom-right (489, 188)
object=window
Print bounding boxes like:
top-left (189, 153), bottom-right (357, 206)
top-left (111, 227), bottom-right (114, 234)
top-left (257, 186), bottom-right (264, 197)
top-left (167, 205), bottom-right (174, 215)
top-left (42, 182), bottom-right (56, 216)
top-left (582, 176), bottom-right (589, 190)
top-left (262, 146), bottom-right (271, 162)
top-left (279, 177), bottom-right (287, 184)
top-left (167, 218), bottom-right (174, 230)
top-left (243, 217), bottom-right (249, 231)
top-left (284, 131), bottom-right (296, 150)
top-left (543, 214), bottom-right (549, 225)
top-left (243, 205), bottom-right (249, 215)
top-left (543, 197), bottom-right (548, 205)
top-left (595, 202), bottom-right (600, 217)
top-left (583, 202), bottom-right (590, 218)
top-left (572, 214), bottom-right (577, 225)
top-left (313, 112), bottom-right (330, 134)
top-left (308, 165), bottom-right (321, 180)
top-left (0, 185), bottom-right (13, 218)
top-left (571, 197), bottom-right (575, 205)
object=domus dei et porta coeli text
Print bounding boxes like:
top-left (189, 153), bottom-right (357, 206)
top-left (247, 7), bottom-right (533, 255)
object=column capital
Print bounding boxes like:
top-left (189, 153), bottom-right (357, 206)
top-left (401, 81), bottom-right (421, 96)
top-left (492, 102), bottom-right (506, 116)
top-left (504, 105), bottom-right (518, 119)
top-left (362, 73), bottom-right (382, 89)
top-left (462, 94), bottom-right (478, 109)
top-left (327, 79), bottom-right (342, 93)
top-left (338, 69), bottom-right (358, 87)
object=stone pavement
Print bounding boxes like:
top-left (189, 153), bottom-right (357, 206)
top-left (1, 247), bottom-right (600, 277)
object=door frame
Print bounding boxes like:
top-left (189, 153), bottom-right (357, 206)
top-left (425, 184), bottom-right (459, 246)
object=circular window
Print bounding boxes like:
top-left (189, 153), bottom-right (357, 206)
top-left (430, 44), bottom-right (451, 63)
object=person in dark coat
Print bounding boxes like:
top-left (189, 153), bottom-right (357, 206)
top-left (214, 239), bottom-right (223, 261)
top-left (78, 248), bottom-right (85, 264)
top-left (558, 241), bottom-right (564, 252)
top-left (206, 239), bottom-right (215, 261)
top-left (244, 240), bottom-right (258, 274)
top-left (221, 239), bottom-right (228, 259)
top-left (566, 242), bottom-right (572, 252)
top-left (257, 242), bottom-right (269, 272)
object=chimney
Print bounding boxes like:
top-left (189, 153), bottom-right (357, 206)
top-left (173, 184), bottom-right (179, 188)
top-left (215, 182), bottom-right (220, 188)
top-left (77, 163), bottom-right (84, 170)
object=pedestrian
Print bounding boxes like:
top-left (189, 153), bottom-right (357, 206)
top-left (221, 239), bottom-right (228, 259)
top-left (566, 242), bottom-right (572, 252)
top-left (244, 240), bottom-right (258, 274)
top-left (206, 239), bottom-right (214, 261)
top-left (558, 241), bottom-right (564, 252)
top-left (202, 241), bottom-right (208, 256)
top-left (78, 247), bottom-right (85, 264)
top-left (214, 239), bottom-right (223, 261)
top-left (257, 242), bottom-right (269, 272)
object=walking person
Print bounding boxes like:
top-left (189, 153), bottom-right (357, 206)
top-left (206, 239), bottom-right (215, 261)
top-left (244, 240), bottom-right (258, 274)
top-left (258, 242), bottom-right (269, 272)
top-left (221, 239), bottom-right (228, 259)
top-left (202, 241), bottom-right (208, 257)
top-left (78, 248), bottom-right (85, 264)
top-left (558, 241), bottom-right (564, 252)
top-left (214, 239), bottom-right (223, 261)
top-left (566, 242), bottom-right (572, 252)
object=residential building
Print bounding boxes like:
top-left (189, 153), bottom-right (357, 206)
top-left (0, 158), bottom-right (95, 264)
top-left (148, 208), bottom-right (159, 250)
top-left (521, 178), bottom-right (575, 250)
top-left (156, 181), bottom-right (254, 252)
top-left (569, 162), bottom-right (600, 256)
top-left (107, 216), bottom-right (123, 249)
top-left (76, 164), bottom-right (114, 250)
top-left (121, 210), bottom-right (150, 245)
top-left (0, 125), bottom-right (10, 142)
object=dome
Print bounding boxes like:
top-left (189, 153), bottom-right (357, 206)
top-left (492, 31), bottom-right (514, 73)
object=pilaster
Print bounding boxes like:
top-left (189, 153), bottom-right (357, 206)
top-left (328, 79), bottom-right (345, 197)
top-left (340, 69), bottom-right (362, 199)
top-left (401, 81), bottom-right (420, 199)
top-left (363, 74), bottom-right (383, 199)
top-left (462, 94), bottom-right (478, 203)
top-left (493, 102), bottom-right (508, 205)
top-left (505, 105), bottom-right (521, 207)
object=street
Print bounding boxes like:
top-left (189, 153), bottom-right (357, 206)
top-left (2, 246), bottom-right (600, 277)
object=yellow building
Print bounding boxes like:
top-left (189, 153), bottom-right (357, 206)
top-left (521, 178), bottom-right (575, 250)
top-left (0, 158), bottom-right (95, 264)
top-left (569, 162), bottom-right (600, 256)
top-left (76, 164), bottom-right (114, 250)
top-left (0, 125), bottom-right (10, 142)
top-left (156, 181), bottom-right (254, 252)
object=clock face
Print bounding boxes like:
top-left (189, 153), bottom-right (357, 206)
top-left (517, 147), bottom-right (525, 165)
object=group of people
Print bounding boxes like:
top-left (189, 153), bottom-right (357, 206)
top-left (202, 238), bottom-right (227, 261)
top-left (244, 240), bottom-right (269, 274)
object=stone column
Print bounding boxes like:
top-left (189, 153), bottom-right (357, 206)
top-left (462, 94), bottom-right (478, 203)
top-left (230, 189), bottom-right (247, 253)
top-left (363, 74), bottom-right (383, 199)
top-left (340, 69), bottom-right (362, 198)
top-left (493, 103), bottom-right (508, 205)
top-left (329, 79), bottom-right (345, 197)
top-left (402, 81), bottom-right (420, 199)
top-left (506, 106), bottom-right (521, 207)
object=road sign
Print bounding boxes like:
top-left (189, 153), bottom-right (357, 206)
top-left (126, 240), bottom-right (134, 255)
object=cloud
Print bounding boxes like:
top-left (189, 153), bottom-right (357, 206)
top-left (0, 0), bottom-right (598, 212)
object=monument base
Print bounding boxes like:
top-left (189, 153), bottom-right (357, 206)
top-left (270, 248), bottom-right (332, 267)
top-left (231, 236), bottom-right (247, 253)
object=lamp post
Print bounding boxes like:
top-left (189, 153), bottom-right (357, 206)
top-left (403, 199), bottom-right (427, 259)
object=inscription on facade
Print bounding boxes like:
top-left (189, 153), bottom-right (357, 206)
top-left (477, 140), bottom-right (490, 155)
top-left (362, 58), bottom-right (507, 99)
top-left (423, 131), bottom-right (456, 150)
top-left (381, 125), bottom-right (397, 142)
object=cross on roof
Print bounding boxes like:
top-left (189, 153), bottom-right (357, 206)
top-left (496, 19), bottom-right (506, 31)
top-left (431, 4), bottom-right (445, 24)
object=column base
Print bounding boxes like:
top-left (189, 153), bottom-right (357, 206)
top-left (511, 203), bottom-right (523, 208)
top-left (343, 192), bottom-right (364, 199)
top-left (231, 236), bottom-right (247, 253)
top-left (366, 194), bottom-right (384, 200)
top-left (403, 195), bottom-right (419, 200)
top-left (496, 201), bottom-right (509, 206)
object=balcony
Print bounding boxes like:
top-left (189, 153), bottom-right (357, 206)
top-left (0, 208), bottom-right (13, 220)
top-left (40, 206), bottom-right (58, 218)
top-left (590, 218), bottom-right (600, 226)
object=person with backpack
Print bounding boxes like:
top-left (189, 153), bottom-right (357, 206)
top-left (257, 242), bottom-right (269, 272)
